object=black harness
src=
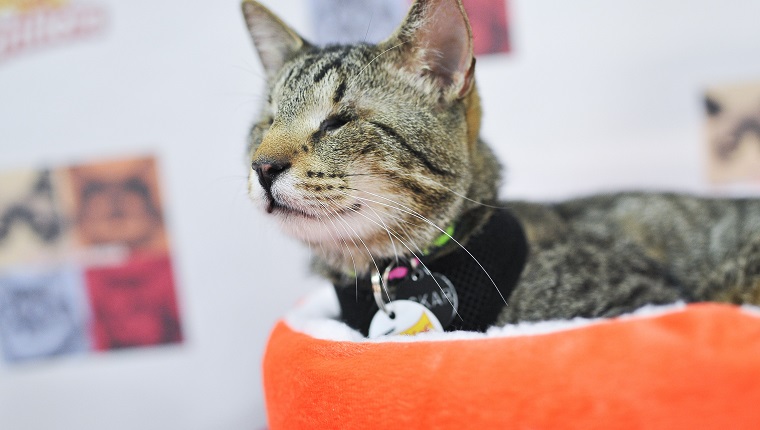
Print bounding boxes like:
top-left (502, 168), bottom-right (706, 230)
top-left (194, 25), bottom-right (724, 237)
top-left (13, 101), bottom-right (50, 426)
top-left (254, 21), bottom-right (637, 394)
top-left (333, 208), bottom-right (529, 336)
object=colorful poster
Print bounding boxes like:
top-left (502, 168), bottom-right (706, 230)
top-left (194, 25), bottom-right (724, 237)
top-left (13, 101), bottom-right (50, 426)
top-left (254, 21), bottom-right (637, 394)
top-left (308, 0), bottom-right (511, 55)
top-left (86, 255), bottom-right (182, 351)
top-left (0, 0), bottom-right (109, 64)
top-left (0, 267), bottom-right (90, 362)
top-left (0, 169), bottom-right (67, 268)
top-left (462, 0), bottom-right (511, 56)
top-left (0, 155), bottom-right (183, 364)
top-left (309, 0), bottom-right (408, 45)
top-left (705, 81), bottom-right (760, 183)
top-left (64, 157), bottom-right (168, 253)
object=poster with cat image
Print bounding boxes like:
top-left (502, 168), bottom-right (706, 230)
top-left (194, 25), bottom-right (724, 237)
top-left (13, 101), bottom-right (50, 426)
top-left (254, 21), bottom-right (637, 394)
top-left (62, 157), bottom-right (169, 253)
top-left (705, 80), bottom-right (760, 183)
top-left (0, 156), bottom-right (183, 364)
top-left (85, 255), bottom-right (182, 351)
top-left (0, 267), bottom-right (91, 363)
top-left (462, 0), bottom-right (511, 55)
top-left (0, 169), bottom-right (67, 268)
top-left (309, 0), bottom-right (408, 45)
top-left (308, 0), bottom-right (511, 55)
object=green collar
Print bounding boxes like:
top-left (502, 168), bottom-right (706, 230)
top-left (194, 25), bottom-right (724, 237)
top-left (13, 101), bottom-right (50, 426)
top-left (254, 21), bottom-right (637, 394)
top-left (340, 223), bottom-right (456, 279)
top-left (425, 224), bottom-right (455, 253)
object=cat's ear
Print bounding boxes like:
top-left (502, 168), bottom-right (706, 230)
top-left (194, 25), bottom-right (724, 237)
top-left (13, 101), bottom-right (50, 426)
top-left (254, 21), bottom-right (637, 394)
top-left (705, 95), bottom-right (722, 117)
top-left (242, 1), bottom-right (310, 79)
top-left (384, 0), bottom-right (475, 99)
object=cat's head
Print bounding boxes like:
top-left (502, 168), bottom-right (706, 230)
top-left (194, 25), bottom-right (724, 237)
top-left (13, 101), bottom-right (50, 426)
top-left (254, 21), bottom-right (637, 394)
top-left (242, 0), bottom-right (499, 273)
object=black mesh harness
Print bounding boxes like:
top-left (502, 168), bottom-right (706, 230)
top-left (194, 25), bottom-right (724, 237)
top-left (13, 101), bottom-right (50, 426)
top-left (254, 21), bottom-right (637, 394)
top-left (333, 208), bottom-right (529, 336)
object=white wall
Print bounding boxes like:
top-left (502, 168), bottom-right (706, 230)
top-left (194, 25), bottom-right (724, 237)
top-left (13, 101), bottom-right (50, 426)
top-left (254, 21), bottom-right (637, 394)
top-left (1, 0), bottom-right (759, 429)
top-left (489, 0), bottom-right (760, 199)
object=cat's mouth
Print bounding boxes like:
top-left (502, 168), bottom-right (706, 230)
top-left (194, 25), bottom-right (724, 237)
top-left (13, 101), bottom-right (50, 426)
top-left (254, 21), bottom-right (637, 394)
top-left (265, 195), bottom-right (361, 220)
top-left (267, 198), bottom-right (317, 219)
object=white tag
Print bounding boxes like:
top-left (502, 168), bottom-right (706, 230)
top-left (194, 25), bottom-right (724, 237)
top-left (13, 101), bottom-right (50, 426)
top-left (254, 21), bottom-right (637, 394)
top-left (368, 300), bottom-right (444, 338)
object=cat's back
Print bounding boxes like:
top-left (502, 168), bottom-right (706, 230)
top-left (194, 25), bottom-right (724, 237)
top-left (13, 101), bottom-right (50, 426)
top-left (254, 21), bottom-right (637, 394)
top-left (511, 192), bottom-right (759, 239)
top-left (507, 192), bottom-right (760, 286)
top-left (498, 193), bottom-right (760, 323)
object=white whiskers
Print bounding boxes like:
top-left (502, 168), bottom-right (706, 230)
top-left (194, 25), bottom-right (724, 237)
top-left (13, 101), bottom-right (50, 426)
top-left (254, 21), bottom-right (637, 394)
top-left (338, 187), bottom-right (507, 306)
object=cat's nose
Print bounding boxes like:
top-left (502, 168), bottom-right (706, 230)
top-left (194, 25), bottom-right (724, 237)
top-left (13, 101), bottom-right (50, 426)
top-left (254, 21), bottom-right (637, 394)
top-left (252, 159), bottom-right (291, 194)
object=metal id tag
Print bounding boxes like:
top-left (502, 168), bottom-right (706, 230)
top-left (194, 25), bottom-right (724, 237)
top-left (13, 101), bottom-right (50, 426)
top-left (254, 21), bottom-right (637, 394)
top-left (393, 268), bottom-right (458, 329)
top-left (368, 300), bottom-right (444, 338)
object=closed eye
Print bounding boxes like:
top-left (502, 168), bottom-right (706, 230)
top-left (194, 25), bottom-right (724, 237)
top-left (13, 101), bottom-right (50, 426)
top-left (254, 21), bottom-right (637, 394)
top-left (319, 115), bottom-right (350, 133)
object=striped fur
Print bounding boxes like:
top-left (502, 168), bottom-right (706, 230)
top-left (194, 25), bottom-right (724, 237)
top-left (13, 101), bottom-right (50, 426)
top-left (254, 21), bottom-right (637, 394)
top-left (242, 0), bottom-right (760, 323)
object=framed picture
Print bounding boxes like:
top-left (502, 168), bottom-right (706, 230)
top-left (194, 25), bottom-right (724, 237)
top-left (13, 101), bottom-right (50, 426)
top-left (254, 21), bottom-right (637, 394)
top-left (705, 80), bottom-right (760, 184)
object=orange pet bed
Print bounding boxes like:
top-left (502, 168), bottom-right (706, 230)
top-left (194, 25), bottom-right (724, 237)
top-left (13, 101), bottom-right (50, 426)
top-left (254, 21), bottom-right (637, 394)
top-left (262, 288), bottom-right (760, 429)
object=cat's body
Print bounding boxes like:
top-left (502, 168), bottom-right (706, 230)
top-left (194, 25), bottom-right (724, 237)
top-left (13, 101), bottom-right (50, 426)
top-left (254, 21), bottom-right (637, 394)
top-left (242, 0), bottom-right (760, 329)
top-left (503, 194), bottom-right (760, 323)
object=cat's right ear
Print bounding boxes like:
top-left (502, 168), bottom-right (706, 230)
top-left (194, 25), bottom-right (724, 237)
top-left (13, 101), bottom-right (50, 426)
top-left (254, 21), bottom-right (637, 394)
top-left (705, 95), bottom-right (722, 117)
top-left (242, 1), bottom-right (309, 80)
top-left (383, 0), bottom-right (475, 100)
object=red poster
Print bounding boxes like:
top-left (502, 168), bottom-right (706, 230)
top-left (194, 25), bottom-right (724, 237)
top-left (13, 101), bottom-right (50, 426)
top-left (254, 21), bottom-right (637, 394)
top-left (463, 0), bottom-right (511, 55)
top-left (86, 255), bottom-right (182, 351)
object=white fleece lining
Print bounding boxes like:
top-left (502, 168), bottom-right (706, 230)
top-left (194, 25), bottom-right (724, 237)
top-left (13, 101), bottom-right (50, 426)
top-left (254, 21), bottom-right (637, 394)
top-left (282, 286), bottom-right (760, 344)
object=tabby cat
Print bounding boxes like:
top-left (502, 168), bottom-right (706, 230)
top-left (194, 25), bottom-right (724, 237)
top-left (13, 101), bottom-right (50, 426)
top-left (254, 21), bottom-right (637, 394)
top-left (241, 0), bottom-right (760, 331)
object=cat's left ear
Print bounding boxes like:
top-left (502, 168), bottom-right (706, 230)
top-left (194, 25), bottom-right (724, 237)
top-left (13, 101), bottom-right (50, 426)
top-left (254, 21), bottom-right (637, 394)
top-left (242, 1), bottom-right (310, 80)
top-left (384, 0), bottom-right (475, 99)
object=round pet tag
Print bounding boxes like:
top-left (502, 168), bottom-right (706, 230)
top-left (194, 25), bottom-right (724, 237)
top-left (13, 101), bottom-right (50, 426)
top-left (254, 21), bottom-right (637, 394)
top-left (368, 299), bottom-right (444, 338)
